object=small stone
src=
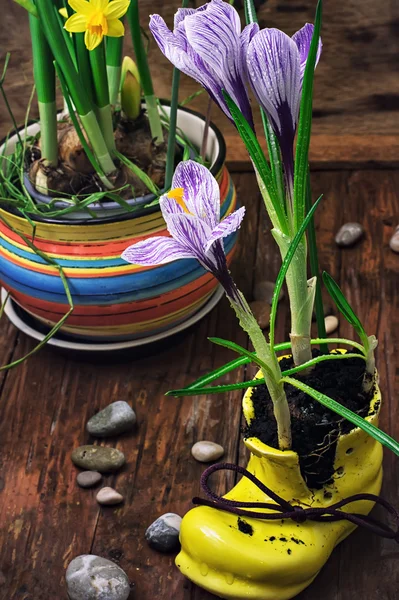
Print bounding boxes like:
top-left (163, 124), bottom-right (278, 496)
top-left (253, 281), bottom-right (284, 304)
top-left (145, 513), bottom-right (182, 553)
top-left (191, 441), bottom-right (225, 463)
top-left (76, 471), bottom-right (102, 488)
top-left (389, 225), bottom-right (399, 253)
top-left (87, 401), bottom-right (136, 438)
top-left (249, 301), bottom-right (271, 330)
top-left (66, 555), bottom-right (130, 600)
top-left (71, 446), bottom-right (125, 473)
top-left (335, 222), bottom-right (364, 247)
top-left (325, 315), bottom-right (339, 334)
top-left (96, 487), bottom-right (124, 506)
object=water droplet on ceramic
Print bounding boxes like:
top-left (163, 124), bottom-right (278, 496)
top-left (200, 562), bottom-right (209, 576)
top-left (225, 572), bottom-right (235, 585)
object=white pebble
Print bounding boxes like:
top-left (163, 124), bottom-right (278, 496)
top-left (389, 226), bottom-right (399, 253)
top-left (325, 315), bottom-right (339, 334)
top-left (191, 441), bottom-right (224, 463)
top-left (96, 487), bottom-right (124, 506)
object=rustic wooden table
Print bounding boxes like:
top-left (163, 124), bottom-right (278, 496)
top-left (0, 167), bottom-right (398, 599)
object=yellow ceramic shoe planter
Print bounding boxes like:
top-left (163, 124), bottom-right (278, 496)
top-left (176, 363), bottom-right (383, 600)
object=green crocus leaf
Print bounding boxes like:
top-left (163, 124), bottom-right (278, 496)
top-left (282, 376), bottom-right (399, 457)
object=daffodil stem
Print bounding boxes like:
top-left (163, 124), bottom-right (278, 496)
top-left (126, 0), bottom-right (163, 143)
top-left (75, 33), bottom-right (94, 106)
top-left (80, 111), bottom-right (116, 175)
top-left (107, 65), bottom-right (122, 106)
top-left (29, 13), bottom-right (58, 166)
top-left (89, 43), bottom-right (116, 154)
top-left (38, 101), bottom-right (58, 165)
top-left (106, 35), bottom-right (124, 105)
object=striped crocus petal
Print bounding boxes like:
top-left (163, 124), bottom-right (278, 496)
top-left (149, 13), bottom-right (225, 113)
top-left (150, 0), bottom-right (254, 128)
top-left (171, 160), bottom-right (220, 229)
top-left (292, 23), bottom-right (322, 82)
top-left (247, 28), bottom-right (301, 143)
top-left (205, 206), bottom-right (246, 253)
top-left (184, 0), bottom-right (253, 126)
top-left (161, 211), bottom-right (214, 264)
top-left (121, 236), bottom-right (194, 266)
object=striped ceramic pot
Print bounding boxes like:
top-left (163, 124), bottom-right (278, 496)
top-left (0, 106), bottom-right (237, 342)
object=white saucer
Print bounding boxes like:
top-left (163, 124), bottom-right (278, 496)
top-left (1, 286), bottom-right (224, 354)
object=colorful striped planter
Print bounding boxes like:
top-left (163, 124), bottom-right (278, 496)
top-left (0, 106), bottom-right (237, 342)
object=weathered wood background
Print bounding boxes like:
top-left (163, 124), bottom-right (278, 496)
top-left (0, 1), bottom-right (399, 599)
top-left (1, 0), bottom-right (399, 166)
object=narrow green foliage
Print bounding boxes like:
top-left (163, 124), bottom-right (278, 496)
top-left (114, 150), bottom-right (160, 196)
top-left (167, 352), bottom-right (363, 398)
top-left (269, 194), bottom-right (323, 349)
top-left (293, 0), bottom-right (322, 230)
top-left (208, 337), bottom-right (274, 379)
top-left (180, 88), bottom-right (205, 107)
top-left (223, 91), bottom-right (288, 235)
top-left (322, 271), bottom-right (368, 348)
top-left (306, 170), bottom-right (327, 350)
top-left (282, 376), bottom-right (399, 457)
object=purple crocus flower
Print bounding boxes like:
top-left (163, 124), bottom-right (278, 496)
top-left (246, 24), bottom-right (322, 202)
top-left (122, 160), bottom-right (246, 304)
top-left (149, 0), bottom-right (258, 129)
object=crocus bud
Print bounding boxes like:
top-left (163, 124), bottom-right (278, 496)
top-left (120, 56), bottom-right (141, 120)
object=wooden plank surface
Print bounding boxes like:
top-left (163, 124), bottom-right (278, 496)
top-left (0, 169), bottom-right (398, 599)
top-left (1, 0), bottom-right (399, 167)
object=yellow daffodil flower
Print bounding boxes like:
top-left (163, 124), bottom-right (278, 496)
top-left (64, 0), bottom-right (130, 51)
top-left (59, 7), bottom-right (68, 18)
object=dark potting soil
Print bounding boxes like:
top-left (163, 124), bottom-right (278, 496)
top-left (27, 112), bottom-right (181, 201)
top-left (244, 350), bottom-right (376, 490)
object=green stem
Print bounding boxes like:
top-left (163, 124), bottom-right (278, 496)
top-left (306, 168), bottom-right (327, 351)
top-left (165, 67), bottom-right (181, 189)
top-left (273, 230), bottom-right (315, 366)
top-left (54, 61), bottom-right (114, 182)
top-left (29, 13), bottom-right (58, 165)
top-left (90, 42), bottom-right (110, 108)
top-left (89, 43), bottom-right (116, 153)
top-left (226, 286), bottom-right (291, 450)
top-left (106, 35), bottom-right (124, 105)
top-left (38, 101), bottom-right (58, 165)
top-left (36, 0), bottom-right (116, 172)
top-left (75, 33), bottom-right (94, 106)
top-left (126, 0), bottom-right (163, 142)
